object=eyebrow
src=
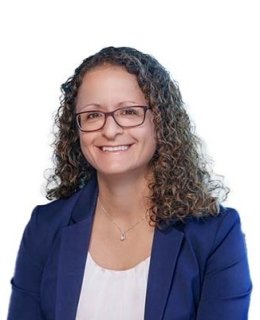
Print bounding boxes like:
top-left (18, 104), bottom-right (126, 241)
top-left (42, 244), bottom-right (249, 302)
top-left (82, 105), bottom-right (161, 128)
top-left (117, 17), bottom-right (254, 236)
top-left (79, 103), bottom-right (101, 109)
top-left (77, 101), bottom-right (142, 111)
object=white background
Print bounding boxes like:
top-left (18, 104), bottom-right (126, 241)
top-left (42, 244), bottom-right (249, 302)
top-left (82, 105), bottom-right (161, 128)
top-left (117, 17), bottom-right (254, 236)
top-left (0, 0), bottom-right (259, 318)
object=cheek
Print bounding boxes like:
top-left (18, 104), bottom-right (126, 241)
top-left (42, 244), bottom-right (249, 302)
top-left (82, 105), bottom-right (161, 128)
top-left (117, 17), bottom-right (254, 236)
top-left (79, 135), bottom-right (93, 162)
top-left (147, 121), bottom-right (157, 149)
top-left (148, 136), bottom-right (157, 157)
top-left (142, 125), bottom-right (157, 157)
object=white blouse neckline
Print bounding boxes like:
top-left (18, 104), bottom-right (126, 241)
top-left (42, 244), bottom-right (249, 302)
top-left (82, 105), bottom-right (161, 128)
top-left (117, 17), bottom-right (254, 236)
top-left (88, 253), bottom-right (151, 273)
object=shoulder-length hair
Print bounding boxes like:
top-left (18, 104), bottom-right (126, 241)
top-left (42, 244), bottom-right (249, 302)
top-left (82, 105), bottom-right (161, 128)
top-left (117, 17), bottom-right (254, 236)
top-left (46, 46), bottom-right (229, 226)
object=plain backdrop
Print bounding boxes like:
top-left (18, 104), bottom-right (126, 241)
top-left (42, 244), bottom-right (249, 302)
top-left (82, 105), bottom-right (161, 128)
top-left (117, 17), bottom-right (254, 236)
top-left (0, 0), bottom-right (259, 319)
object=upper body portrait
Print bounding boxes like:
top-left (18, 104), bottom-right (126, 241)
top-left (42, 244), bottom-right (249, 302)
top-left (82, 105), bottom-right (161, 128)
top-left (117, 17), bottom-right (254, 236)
top-left (8, 46), bottom-right (252, 320)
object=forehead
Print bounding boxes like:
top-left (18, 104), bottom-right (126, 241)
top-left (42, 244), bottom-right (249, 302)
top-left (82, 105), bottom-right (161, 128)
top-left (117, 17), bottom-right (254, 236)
top-left (81, 64), bottom-right (137, 84)
top-left (76, 65), bottom-right (146, 111)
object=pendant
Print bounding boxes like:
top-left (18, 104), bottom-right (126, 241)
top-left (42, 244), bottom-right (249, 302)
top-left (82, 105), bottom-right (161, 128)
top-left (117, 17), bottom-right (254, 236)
top-left (120, 233), bottom-right (126, 241)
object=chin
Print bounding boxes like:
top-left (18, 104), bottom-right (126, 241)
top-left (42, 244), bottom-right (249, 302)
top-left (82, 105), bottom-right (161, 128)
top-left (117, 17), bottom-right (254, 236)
top-left (96, 164), bottom-right (151, 179)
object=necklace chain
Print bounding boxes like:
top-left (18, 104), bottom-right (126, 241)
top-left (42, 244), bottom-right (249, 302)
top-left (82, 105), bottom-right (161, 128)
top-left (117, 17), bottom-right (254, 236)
top-left (98, 198), bottom-right (149, 241)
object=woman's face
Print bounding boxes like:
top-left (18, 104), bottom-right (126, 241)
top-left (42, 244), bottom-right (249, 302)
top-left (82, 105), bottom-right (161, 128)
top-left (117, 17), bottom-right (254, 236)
top-left (76, 65), bottom-right (156, 179)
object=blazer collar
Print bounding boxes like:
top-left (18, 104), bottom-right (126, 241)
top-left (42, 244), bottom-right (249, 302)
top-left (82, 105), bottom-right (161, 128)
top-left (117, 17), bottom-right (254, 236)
top-left (55, 177), bottom-right (184, 320)
top-left (71, 176), bottom-right (99, 223)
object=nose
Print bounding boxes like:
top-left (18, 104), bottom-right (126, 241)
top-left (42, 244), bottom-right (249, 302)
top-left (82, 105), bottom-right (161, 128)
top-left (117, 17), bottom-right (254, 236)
top-left (101, 114), bottom-right (123, 139)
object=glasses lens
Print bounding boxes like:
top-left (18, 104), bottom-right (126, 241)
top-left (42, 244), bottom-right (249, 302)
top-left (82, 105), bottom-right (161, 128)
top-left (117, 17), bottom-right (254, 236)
top-left (77, 111), bottom-right (105, 131)
top-left (115, 107), bottom-right (146, 127)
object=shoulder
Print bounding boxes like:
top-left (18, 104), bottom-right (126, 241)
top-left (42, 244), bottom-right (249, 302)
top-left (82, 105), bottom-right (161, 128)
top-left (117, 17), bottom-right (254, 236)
top-left (180, 206), bottom-right (247, 267)
top-left (34, 176), bottom-right (97, 225)
top-left (31, 189), bottom-right (83, 230)
top-left (20, 188), bottom-right (84, 266)
top-left (184, 206), bottom-right (242, 239)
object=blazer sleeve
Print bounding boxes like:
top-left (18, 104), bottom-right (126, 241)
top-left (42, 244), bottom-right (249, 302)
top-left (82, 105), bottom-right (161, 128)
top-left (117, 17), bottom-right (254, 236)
top-left (196, 209), bottom-right (252, 319)
top-left (8, 206), bottom-right (46, 320)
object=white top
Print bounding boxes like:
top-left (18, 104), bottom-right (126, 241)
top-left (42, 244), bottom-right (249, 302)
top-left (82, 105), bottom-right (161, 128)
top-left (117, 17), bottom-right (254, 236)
top-left (76, 253), bottom-right (151, 320)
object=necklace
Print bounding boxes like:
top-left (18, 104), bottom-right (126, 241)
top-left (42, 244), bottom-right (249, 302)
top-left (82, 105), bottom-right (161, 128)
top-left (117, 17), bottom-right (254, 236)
top-left (98, 198), bottom-right (149, 241)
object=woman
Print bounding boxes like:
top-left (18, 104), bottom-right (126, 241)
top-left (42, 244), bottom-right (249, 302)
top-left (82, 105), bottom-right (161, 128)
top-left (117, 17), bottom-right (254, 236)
top-left (8, 46), bottom-right (252, 319)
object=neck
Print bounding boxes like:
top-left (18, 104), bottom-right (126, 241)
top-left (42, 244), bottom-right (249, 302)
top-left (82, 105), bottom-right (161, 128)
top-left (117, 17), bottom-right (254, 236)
top-left (97, 172), bottom-right (153, 223)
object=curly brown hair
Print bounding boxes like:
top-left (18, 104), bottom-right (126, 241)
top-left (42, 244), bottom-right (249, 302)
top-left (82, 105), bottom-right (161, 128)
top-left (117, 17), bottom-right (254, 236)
top-left (46, 46), bottom-right (229, 226)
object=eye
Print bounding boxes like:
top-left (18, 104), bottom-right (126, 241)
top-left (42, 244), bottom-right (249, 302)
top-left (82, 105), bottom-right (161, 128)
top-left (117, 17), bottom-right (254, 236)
top-left (120, 107), bottom-right (140, 116)
top-left (85, 112), bottom-right (103, 120)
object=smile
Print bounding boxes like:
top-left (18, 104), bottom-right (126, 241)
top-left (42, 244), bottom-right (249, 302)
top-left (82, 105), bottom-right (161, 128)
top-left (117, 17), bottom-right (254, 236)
top-left (101, 145), bottom-right (130, 152)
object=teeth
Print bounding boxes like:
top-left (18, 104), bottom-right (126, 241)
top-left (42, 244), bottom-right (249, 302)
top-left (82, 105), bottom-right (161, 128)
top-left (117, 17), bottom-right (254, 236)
top-left (102, 145), bottom-right (129, 152)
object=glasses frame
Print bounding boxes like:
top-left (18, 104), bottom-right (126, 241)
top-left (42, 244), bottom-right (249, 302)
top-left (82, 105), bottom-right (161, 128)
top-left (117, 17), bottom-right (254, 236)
top-left (75, 105), bottom-right (151, 132)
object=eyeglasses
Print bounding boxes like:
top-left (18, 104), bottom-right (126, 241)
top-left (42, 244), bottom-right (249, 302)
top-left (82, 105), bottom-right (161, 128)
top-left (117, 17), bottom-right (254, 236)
top-left (75, 106), bottom-right (151, 132)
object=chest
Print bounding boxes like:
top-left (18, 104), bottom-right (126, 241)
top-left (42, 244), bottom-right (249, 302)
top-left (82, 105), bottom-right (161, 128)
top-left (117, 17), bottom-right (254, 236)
top-left (88, 212), bottom-right (155, 270)
top-left (39, 221), bottom-right (203, 319)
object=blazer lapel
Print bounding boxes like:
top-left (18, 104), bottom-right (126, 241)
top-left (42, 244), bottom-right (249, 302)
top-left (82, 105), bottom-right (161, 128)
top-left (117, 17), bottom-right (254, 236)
top-left (144, 225), bottom-right (184, 320)
top-left (55, 179), bottom-right (98, 320)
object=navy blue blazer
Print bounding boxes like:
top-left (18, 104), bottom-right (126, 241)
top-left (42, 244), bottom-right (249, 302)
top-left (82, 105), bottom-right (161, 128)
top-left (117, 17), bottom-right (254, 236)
top-left (8, 178), bottom-right (252, 319)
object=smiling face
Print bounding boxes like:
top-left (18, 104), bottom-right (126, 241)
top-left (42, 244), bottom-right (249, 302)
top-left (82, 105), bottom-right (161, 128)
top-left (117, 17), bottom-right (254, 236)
top-left (76, 65), bottom-right (156, 179)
